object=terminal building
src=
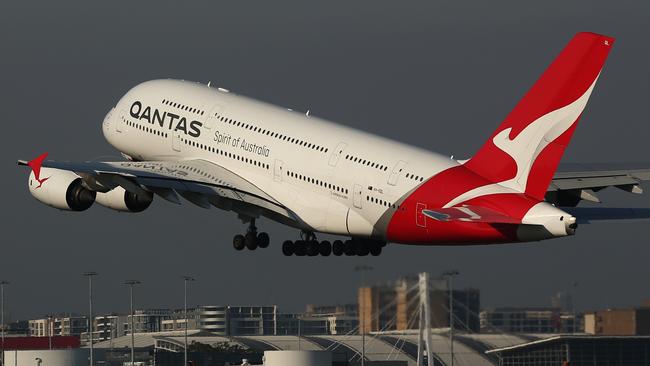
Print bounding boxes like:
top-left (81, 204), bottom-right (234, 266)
top-left (82, 331), bottom-right (650, 366)
top-left (480, 307), bottom-right (582, 333)
top-left (4, 332), bottom-right (650, 366)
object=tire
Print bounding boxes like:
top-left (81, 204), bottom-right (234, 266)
top-left (319, 241), bottom-right (332, 256)
top-left (245, 232), bottom-right (258, 250)
top-left (357, 242), bottom-right (370, 256)
top-left (257, 232), bottom-right (270, 248)
top-left (307, 240), bottom-right (319, 256)
top-left (370, 244), bottom-right (382, 256)
top-left (332, 240), bottom-right (344, 256)
top-left (233, 234), bottom-right (245, 251)
top-left (294, 240), bottom-right (306, 256)
top-left (344, 240), bottom-right (355, 256)
top-left (282, 240), bottom-right (294, 256)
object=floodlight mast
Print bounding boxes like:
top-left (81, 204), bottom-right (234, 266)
top-left (182, 276), bottom-right (196, 366)
top-left (124, 280), bottom-right (141, 366)
top-left (82, 272), bottom-right (98, 366)
top-left (442, 270), bottom-right (460, 366)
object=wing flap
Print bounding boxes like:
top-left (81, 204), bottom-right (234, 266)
top-left (548, 163), bottom-right (650, 206)
top-left (551, 163), bottom-right (650, 191)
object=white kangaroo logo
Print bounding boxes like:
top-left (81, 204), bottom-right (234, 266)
top-left (443, 76), bottom-right (598, 208)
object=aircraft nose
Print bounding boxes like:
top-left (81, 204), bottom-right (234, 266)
top-left (102, 108), bottom-right (115, 142)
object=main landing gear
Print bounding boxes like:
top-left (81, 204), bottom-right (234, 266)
top-left (233, 219), bottom-right (270, 251)
top-left (282, 232), bottom-right (385, 257)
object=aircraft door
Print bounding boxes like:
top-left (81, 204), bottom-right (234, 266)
top-left (328, 142), bottom-right (348, 167)
top-left (115, 110), bottom-right (126, 133)
top-left (172, 131), bottom-right (182, 152)
top-left (388, 160), bottom-right (407, 186)
top-left (416, 202), bottom-right (427, 228)
top-left (204, 104), bottom-right (225, 130)
top-left (353, 184), bottom-right (363, 209)
top-left (274, 159), bottom-right (284, 182)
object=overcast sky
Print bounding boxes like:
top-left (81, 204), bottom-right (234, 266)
top-left (1, 1), bottom-right (649, 321)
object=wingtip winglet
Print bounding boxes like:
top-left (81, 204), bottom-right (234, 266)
top-left (18, 152), bottom-right (49, 167)
top-left (21, 152), bottom-right (49, 176)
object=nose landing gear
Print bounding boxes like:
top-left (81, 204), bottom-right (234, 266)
top-left (233, 219), bottom-right (270, 251)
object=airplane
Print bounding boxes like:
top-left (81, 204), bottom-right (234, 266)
top-left (18, 32), bottom-right (650, 257)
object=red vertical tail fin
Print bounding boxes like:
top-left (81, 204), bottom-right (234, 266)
top-left (464, 32), bottom-right (615, 200)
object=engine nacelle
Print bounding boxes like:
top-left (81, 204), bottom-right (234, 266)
top-left (95, 186), bottom-right (153, 213)
top-left (28, 168), bottom-right (96, 211)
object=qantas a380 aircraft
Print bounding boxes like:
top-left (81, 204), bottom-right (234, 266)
top-left (19, 32), bottom-right (650, 257)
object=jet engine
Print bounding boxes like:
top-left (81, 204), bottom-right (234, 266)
top-left (95, 186), bottom-right (153, 212)
top-left (28, 168), bottom-right (96, 211)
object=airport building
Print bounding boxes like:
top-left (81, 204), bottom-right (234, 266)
top-left (28, 316), bottom-right (87, 337)
top-left (305, 303), bottom-right (358, 317)
top-left (86, 331), bottom-right (650, 366)
top-left (227, 305), bottom-right (278, 335)
top-left (584, 307), bottom-right (650, 335)
top-left (80, 304), bottom-right (356, 340)
top-left (4, 332), bottom-right (650, 366)
top-left (480, 307), bottom-right (582, 333)
top-left (300, 304), bottom-right (360, 335)
top-left (79, 309), bottom-right (172, 344)
top-left (92, 314), bottom-right (127, 342)
top-left (358, 275), bottom-right (480, 333)
top-left (0, 320), bottom-right (28, 336)
top-left (486, 335), bottom-right (650, 366)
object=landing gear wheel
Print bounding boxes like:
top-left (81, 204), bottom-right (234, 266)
top-left (306, 240), bottom-right (319, 256)
top-left (357, 243), bottom-right (370, 256)
top-left (332, 240), bottom-right (344, 256)
top-left (282, 240), bottom-right (294, 256)
top-left (319, 241), bottom-right (332, 256)
top-left (233, 235), bottom-right (245, 251)
top-left (370, 244), bottom-right (382, 256)
top-left (245, 232), bottom-right (258, 250)
top-left (294, 240), bottom-right (306, 256)
top-left (257, 232), bottom-right (270, 248)
top-left (344, 240), bottom-right (355, 256)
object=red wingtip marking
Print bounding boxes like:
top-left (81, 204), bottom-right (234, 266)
top-left (27, 152), bottom-right (49, 188)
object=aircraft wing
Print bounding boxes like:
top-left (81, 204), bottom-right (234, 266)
top-left (547, 163), bottom-right (650, 206)
top-left (563, 207), bottom-right (650, 224)
top-left (17, 158), bottom-right (295, 221)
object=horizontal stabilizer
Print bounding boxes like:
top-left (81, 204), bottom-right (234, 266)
top-left (563, 207), bottom-right (650, 224)
top-left (423, 205), bottom-right (520, 224)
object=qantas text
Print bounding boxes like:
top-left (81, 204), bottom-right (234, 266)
top-left (129, 101), bottom-right (202, 137)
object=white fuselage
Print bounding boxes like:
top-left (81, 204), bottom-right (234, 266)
top-left (102, 80), bottom-right (458, 239)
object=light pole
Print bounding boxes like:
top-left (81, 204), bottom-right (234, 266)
top-left (124, 280), bottom-right (140, 366)
top-left (572, 282), bottom-right (579, 333)
top-left (442, 270), bottom-right (459, 366)
top-left (1, 280), bottom-right (9, 366)
top-left (297, 316), bottom-right (301, 351)
top-left (47, 316), bottom-right (52, 350)
top-left (82, 272), bottom-right (98, 366)
top-left (182, 276), bottom-right (195, 366)
top-left (354, 265), bottom-right (373, 366)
